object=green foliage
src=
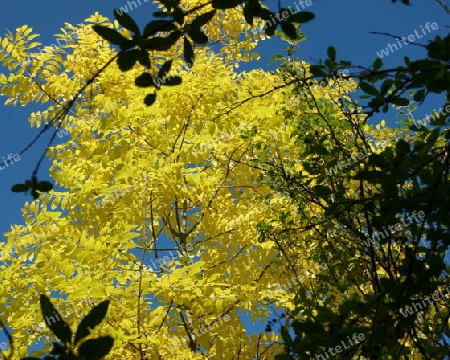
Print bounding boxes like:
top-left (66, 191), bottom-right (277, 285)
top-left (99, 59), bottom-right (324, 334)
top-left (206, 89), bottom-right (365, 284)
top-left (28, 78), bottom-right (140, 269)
top-left (267, 34), bottom-right (450, 359)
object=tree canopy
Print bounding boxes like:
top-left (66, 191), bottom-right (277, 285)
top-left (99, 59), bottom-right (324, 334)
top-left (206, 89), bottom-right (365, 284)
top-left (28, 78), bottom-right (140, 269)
top-left (0, 0), bottom-right (449, 359)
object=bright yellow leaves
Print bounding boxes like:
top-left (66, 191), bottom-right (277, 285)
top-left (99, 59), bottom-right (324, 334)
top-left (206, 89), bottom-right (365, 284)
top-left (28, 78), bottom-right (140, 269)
top-left (0, 7), bottom-right (354, 360)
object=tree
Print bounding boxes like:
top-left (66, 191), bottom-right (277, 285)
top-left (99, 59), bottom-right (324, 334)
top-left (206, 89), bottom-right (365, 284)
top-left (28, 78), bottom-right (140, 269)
top-left (0, 11), bottom-right (339, 359)
top-left (1, 0), bottom-right (449, 359)
top-left (257, 28), bottom-right (450, 360)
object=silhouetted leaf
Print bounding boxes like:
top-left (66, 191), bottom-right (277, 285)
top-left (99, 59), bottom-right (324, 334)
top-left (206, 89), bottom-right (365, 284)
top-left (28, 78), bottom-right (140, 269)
top-left (143, 20), bottom-right (176, 37)
top-left (40, 294), bottom-right (72, 345)
top-left (74, 300), bottom-right (109, 345)
top-left (183, 37), bottom-right (194, 66)
top-left (212, 0), bottom-right (245, 9)
top-left (188, 27), bottom-right (208, 44)
top-left (135, 73), bottom-right (154, 87)
top-left (144, 93), bottom-right (157, 106)
top-left (391, 97), bottom-right (409, 106)
top-left (280, 22), bottom-right (298, 40)
top-left (164, 76), bottom-right (182, 86)
top-left (153, 11), bottom-right (170, 18)
top-left (158, 60), bottom-right (172, 80)
top-left (35, 181), bottom-right (53, 192)
top-left (191, 10), bottom-right (216, 27)
top-left (144, 32), bottom-right (181, 50)
top-left (359, 81), bottom-right (378, 96)
top-left (172, 8), bottom-right (185, 25)
top-left (114, 10), bottom-right (140, 34)
top-left (327, 46), bottom-right (336, 62)
top-left (31, 189), bottom-right (39, 200)
top-left (117, 50), bottom-right (139, 71)
top-left (373, 58), bottom-right (383, 70)
top-left (138, 49), bottom-right (151, 68)
top-left (92, 25), bottom-right (129, 46)
top-left (11, 184), bottom-right (29, 192)
top-left (49, 342), bottom-right (66, 355)
top-left (287, 11), bottom-right (315, 24)
top-left (77, 336), bottom-right (114, 360)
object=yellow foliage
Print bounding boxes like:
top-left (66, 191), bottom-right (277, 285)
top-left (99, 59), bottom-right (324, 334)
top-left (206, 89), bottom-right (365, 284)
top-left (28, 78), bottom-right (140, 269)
top-left (0, 7), bottom-right (364, 360)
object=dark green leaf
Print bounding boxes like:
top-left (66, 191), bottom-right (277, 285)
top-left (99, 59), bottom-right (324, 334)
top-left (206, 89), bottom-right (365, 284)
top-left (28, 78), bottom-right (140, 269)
top-left (309, 65), bottom-right (327, 78)
top-left (327, 46), bottom-right (336, 62)
top-left (212, 0), bottom-right (245, 9)
top-left (280, 22), bottom-right (299, 40)
top-left (144, 31), bottom-right (181, 50)
top-left (391, 97), bottom-right (410, 106)
top-left (117, 50), bottom-right (139, 71)
top-left (35, 181), bottom-right (53, 192)
top-left (243, 2), bottom-right (256, 25)
top-left (153, 11), bottom-right (170, 18)
top-left (192, 10), bottom-right (216, 27)
top-left (40, 294), bottom-right (72, 345)
top-left (373, 58), bottom-right (383, 70)
top-left (158, 60), bottom-right (172, 80)
top-left (264, 21), bottom-right (278, 37)
top-left (92, 25), bottom-right (130, 46)
top-left (135, 73), bottom-right (154, 87)
top-left (172, 8), bottom-right (185, 25)
top-left (312, 185), bottom-right (332, 200)
top-left (50, 342), bottom-right (66, 355)
top-left (164, 76), bottom-right (182, 86)
top-left (144, 93), bottom-right (157, 106)
top-left (359, 81), bottom-right (378, 96)
top-left (114, 9), bottom-right (140, 34)
top-left (188, 27), bottom-right (208, 44)
top-left (74, 300), bottom-right (110, 345)
top-left (138, 49), bottom-right (151, 68)
top-left (11, 184), bottom-right (29, 192)
top-left (287, 11), bottom-right (315, 24)
top-left (77, 336), bottom-right (114, 360)
top-left (183, 37), bottom-right (194, 66)
top-left (413, 89), bottom-right (426, 102)
top-left (31, 189), bottom-right (39, 200)
top-left (143, 20), bottom-right (176, 37)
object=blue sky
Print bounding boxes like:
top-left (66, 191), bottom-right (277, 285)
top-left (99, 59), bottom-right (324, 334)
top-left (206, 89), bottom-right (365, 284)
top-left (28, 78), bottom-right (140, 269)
top-left (1, 0), bottom-right (448, 243)
top-left (0, 0), bottom-right (448, 357)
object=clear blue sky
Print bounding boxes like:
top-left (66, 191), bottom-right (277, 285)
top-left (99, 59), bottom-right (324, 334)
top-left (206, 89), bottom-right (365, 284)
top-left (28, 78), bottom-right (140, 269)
top-left (0, 0), bottom-right (448, 356)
